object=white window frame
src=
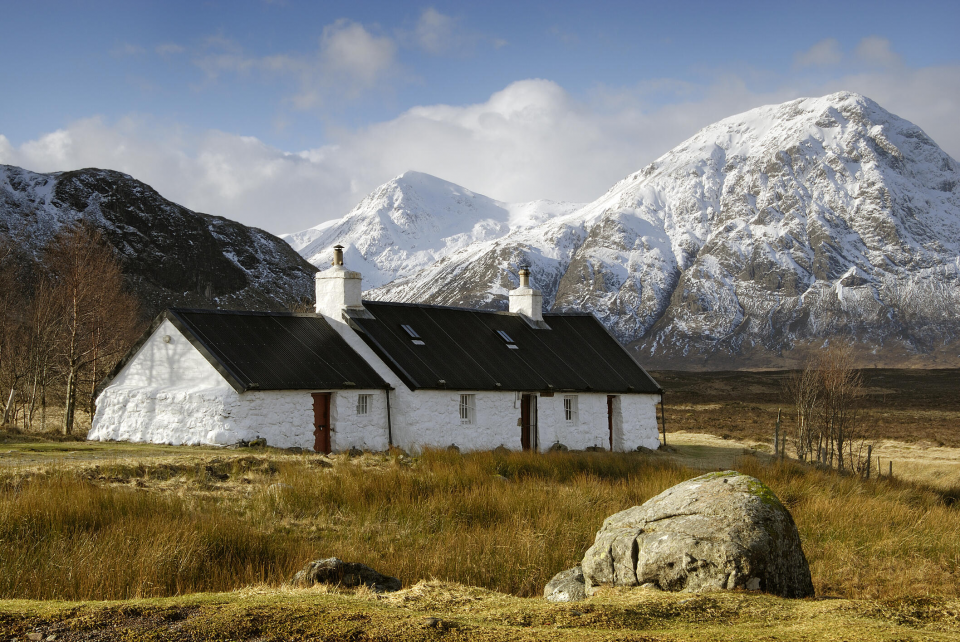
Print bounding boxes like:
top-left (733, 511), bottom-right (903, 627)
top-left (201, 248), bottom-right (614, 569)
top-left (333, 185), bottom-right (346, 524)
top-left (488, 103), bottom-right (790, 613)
top-left (563, 395), bottom-right (579, 424)
top-left (356, 394), bottom-right (372, 416)
top-left (459, 394), bottom-right (476, 425)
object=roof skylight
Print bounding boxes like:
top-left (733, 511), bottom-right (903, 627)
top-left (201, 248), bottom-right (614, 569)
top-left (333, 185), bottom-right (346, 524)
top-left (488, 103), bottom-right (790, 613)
top-left (401, 324), bottom-right (420, 338)
top-left (496, 330), bottom-right (514, 342)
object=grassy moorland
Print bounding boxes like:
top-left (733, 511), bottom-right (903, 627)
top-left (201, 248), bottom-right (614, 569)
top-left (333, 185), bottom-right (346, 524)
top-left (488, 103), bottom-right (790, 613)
top-left (1, 367), bottom-right (959, 640)
top-left (1, 440), bottom-right (960, 639)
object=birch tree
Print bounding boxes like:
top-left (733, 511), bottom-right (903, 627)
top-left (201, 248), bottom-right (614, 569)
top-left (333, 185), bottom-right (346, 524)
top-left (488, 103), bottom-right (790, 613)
top-left (45, 224), bottom-right (139, 434)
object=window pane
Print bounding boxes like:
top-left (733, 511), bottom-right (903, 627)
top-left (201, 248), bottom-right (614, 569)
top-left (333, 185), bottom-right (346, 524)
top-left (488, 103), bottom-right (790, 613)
top-left (459, 394), bottom-right (475, 424)
top-left (357, 394), bottom-right (370, 415)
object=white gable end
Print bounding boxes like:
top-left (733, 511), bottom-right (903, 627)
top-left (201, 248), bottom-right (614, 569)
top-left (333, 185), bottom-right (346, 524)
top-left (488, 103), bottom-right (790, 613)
top-left (107, 319), bottom-right (233, 392)
top-left (90, 319), bottom-right (238, 445)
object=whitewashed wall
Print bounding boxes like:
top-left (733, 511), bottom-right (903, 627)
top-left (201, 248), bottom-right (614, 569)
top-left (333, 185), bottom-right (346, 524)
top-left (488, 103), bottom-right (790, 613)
top-left (92, 315), bottom-right (660, 452)
top-left (385, 389), bottom-right (659, 453)
top-left (320, 310), bottom-right (661, 453)
top-left (90, 319), bottom-right (390, 450)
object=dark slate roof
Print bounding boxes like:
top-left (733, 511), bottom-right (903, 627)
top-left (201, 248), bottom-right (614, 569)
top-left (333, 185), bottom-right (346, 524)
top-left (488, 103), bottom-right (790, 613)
top-left (97, 309), bottom-right (390, 395)
top-left (347, 301), bottom-right (661, 394)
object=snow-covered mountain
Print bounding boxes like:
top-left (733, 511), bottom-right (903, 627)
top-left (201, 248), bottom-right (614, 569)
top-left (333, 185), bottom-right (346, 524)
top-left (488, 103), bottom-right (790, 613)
top-left (1, 166), bottom-right (316, 316)
top-left (283, 171), bottom-right (582, 289)
top-left (295, 92), bottom-right (960, 368)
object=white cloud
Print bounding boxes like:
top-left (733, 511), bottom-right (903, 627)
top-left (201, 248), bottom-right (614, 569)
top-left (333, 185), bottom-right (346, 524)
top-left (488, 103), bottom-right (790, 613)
top-left (399, 8), bottom-right (503, 55)
top-left (156, 43), bottom-right (185, 55)
top-left (3, 58), bottom-right (958, 237)
top-left (319, 19), bottom-right (396, 84)
top-left (855, 36), bottom-right (901, 68)
top-left (794, 38), bottom-right (842, 68)
top-left (111, 43), bottom-right (145, 57)
top-left (414, 8), bottom-right (457, 54)
top-left (191, 21), bottom-right (398, 109)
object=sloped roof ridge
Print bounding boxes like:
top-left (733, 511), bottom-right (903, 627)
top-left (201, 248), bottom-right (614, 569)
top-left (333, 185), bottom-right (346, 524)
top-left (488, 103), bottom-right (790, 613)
top-left (361, 300), bottom-right (592, 317)
top-left (168, 307), bottom-right (319, 318)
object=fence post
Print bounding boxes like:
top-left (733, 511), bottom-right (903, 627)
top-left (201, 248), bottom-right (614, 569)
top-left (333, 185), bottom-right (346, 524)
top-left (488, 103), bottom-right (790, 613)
top-left (865, 445), bottom-right (872, 479)
top-left (889, 461), bottom-right (893, 478)
top-left (774, 409), bottom-right (780, 459)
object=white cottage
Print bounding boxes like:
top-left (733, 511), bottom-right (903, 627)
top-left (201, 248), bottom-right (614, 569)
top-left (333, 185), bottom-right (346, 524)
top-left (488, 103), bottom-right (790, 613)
top-left (90, 247), bottom-right (663, 453)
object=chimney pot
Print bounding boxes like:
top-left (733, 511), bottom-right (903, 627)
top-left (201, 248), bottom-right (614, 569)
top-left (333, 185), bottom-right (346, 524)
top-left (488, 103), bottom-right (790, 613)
top-left (519, 264), bottom-right (530, 287)
top-left (316, 246), bottom-right (363, 317)
top-left (509, 263), bottom-right (543, 323)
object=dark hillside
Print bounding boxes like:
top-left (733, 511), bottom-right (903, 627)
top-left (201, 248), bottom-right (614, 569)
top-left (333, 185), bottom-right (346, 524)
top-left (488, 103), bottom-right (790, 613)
top-left (1, 164), bottom-right (316, 318)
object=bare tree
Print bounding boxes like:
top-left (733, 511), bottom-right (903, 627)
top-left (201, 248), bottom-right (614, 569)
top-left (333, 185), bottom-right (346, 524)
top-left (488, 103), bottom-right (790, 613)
top-left (785, 364), bottom-right (820, 462)
top-left (0, 233), bottom-right (32, 427)
top-left (787, 340), bottom-right (869, 472)
top-left (25, 277), bottom-right (61, 430)
top-left (44, 224), bottom-right (140, 434)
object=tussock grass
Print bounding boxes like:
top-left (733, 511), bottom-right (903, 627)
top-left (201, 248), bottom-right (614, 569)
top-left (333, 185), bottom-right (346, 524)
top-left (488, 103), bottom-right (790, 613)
top-left (1, 447), bottom-right (959, 602)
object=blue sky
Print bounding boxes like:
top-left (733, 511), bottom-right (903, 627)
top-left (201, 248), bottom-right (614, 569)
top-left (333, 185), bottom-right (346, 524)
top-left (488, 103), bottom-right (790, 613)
top-left (2, 1), bottom-right (959, 233)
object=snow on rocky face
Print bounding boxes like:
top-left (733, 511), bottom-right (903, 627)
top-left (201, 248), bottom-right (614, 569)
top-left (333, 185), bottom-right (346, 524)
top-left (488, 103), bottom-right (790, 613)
top-left (305, 92), bottom-right (959, 368)
top-left (283, 171), bottom-right (582, 290)
top-left (0, 166), bottom-right (316, 316)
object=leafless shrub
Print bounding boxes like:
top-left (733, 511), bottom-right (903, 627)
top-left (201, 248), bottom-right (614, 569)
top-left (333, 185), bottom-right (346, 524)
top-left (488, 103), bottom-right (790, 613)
top-left (786, 341), bottom-right (869, 473)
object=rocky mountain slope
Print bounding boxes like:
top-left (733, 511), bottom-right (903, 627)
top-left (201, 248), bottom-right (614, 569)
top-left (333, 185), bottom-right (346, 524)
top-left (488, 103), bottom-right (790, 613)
top-left (1, 166), bottom-right (316, 317)
top-left (283, 171), bottom-right (582, 290)
top-left (296, 92), bottom-right (960, 368)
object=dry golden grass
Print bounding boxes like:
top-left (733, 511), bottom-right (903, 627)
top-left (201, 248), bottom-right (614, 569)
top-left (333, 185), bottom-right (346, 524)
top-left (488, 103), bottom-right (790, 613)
top-left (3, 581), bottom-right (960, 641)
top-left (2, 443), bottom-right (960, 605)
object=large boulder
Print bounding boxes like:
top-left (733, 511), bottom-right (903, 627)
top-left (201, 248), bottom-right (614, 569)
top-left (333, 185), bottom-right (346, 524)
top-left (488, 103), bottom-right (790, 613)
top-left (581, 471), bottom-right (814, 598)
top-left (289, 557), bottom-right (401, 593)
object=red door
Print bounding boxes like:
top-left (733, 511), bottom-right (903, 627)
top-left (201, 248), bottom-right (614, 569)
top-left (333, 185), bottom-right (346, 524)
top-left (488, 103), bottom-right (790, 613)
top-left (607, 395), bottom-right (615, 451)
top-left (312, 393), bottom-right (331, 454)
top-left (520, 394), bottom-right (537, 451)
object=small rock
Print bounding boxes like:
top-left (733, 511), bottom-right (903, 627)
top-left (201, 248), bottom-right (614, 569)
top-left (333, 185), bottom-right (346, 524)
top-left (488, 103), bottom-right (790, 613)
top-left (46, 636), bottom-right (57, 641)
top-left (27, 634), bottom-right (42, 641)
top-left (746, 577), bottom-right (761, 590)
top-left (585, 446), bottom-right (605, 452)
top-left (492, 445), bottom-right (510, 455)
top-left (446, 444), bottom-right (460, 453)
top-left (347, 447), bottom-right (364, 457)
top-left (421, 617), bottom-right (440, 628)
top-left (544, 566), bottom-right (586, 603)
top-left (289, 557), bottom-right (401, 593)
top-left (287, 446), bottom-right (305, 454)
top-left (635, 446), bottom-right (654, 454)
top-left (248, 438), bottom-right (267, 448)
top-left (548, 442), bottom-right (569, 453)
top-left (639, 582), bottom-right (661, 591)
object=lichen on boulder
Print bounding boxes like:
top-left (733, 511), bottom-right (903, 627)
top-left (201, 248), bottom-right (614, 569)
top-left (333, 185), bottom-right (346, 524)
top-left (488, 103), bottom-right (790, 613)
top-left (581, 471), bottom-right (814, 598)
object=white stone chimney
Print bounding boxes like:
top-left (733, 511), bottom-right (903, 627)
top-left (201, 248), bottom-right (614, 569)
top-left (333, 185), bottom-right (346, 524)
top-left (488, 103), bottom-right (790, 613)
top-left (509, 264), bottom-right (544, 323)
top-left (315, 245), bottom-right (364, 318)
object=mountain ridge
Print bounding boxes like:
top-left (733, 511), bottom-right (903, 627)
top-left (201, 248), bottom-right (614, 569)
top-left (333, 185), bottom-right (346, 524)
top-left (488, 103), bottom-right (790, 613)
top-left (1, 165), bottom-right (316, 317)
top-left (293, 92), bottom-right (960, 368)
